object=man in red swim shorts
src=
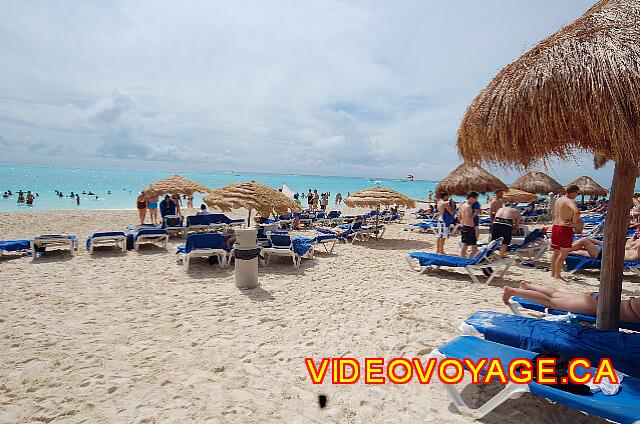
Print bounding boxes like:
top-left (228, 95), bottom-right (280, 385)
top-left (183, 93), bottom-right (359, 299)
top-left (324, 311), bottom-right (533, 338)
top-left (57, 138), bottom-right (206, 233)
top-left (551, 185), bottom-right (582, 280)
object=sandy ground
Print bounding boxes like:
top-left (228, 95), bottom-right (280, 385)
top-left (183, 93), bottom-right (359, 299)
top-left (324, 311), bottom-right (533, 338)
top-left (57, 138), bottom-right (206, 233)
top-left (1, 209), bottom-right (638, 423)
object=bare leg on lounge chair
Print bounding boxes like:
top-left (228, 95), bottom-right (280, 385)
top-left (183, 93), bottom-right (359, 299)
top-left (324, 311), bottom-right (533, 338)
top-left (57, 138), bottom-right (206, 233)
top-left (503, 282), bottom-right (597, 315)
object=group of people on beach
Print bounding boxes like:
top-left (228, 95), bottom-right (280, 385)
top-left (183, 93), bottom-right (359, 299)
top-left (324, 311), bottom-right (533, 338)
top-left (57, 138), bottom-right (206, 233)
top-left (429, 184), bottom-right (640, 323)
top-left (291, 189), bottom-right (346, 211)
top-left (135, 192), bottom-right (203, 225)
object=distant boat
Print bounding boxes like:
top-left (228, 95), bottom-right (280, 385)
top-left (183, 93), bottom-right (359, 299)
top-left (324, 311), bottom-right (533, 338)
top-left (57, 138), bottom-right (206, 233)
top-left (407, 174), bottom-right (415, 181)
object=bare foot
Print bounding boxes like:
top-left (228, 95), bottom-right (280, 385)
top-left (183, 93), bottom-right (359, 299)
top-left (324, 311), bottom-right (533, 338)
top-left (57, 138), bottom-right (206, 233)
top-left (553, 276), bottom-right (568, 282)
top-left (502, 286), bottom-right (514, 305)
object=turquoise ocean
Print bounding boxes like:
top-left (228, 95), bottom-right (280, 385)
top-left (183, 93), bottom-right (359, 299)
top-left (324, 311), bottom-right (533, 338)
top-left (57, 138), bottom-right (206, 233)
top-left (0, 164), bottom-right (442, 212)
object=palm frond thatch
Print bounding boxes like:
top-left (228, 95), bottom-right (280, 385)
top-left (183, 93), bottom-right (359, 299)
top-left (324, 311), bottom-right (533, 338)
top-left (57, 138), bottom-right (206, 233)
top-left (144, 175), bottom-right (211, 196)
top-left (511, 171), bottom-right (564, 194)
top-left (435, 163), bottom-right (507, 196)
top-left (503, 189), bottom-right (538, 203)
top-left (457, 0), bottom-right (640, 166)
top-left (203, 181), bottom-right (300, 217)
top-left (567, 176), bottom-right (608, 196)
top-left (344, 187), bottom-right (416, 209)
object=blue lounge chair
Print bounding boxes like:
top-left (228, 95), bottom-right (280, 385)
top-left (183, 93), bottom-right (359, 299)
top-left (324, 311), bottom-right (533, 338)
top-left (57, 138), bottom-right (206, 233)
top-left (405, 219), bottom-right (438, 234)
top-left (508, 295), bottom-right (640, 332)
top-left (406, 238), bottom-right (514, 284)
top-left (320, 219), bottom-right (369, 243)
top-left (313, 232), bottom-right (338, 253)
top-left (132, 228), bottom-right (168, 251)
top-left (185, 215), bottom-right (224, 235)
top-left (0, 239), bottom-right (31, 258)
top-left (31, 234), bottom-right (78, 260)
top-left (262, 232), bottom-right (314, 269)
top-left (162, 214), bottom-right (184, 236)
top-left (176, 233), bottom-right (230, 269)
top-left (460, 310), bottom-right (640, 379)
top-left (509, 228), bottom-right (548, 262)
top-left (86, 231), bottom-right (127, 254)
top-left (430, 335), bottom-right (640, 422)
top-left (565, 254), bottom-right (640, 277)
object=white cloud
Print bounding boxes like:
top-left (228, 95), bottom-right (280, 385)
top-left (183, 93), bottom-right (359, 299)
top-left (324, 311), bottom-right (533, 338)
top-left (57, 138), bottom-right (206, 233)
top-left (0, 0), bottom-right (613, 187)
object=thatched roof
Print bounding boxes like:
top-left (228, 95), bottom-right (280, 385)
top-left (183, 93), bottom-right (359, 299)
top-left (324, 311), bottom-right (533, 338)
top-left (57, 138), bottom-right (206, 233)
top-left (344, 187), bottom-right (416, 209)
top-left (144, 175), bottom-right (210, 196)
top-left (203, 181), bottom-right (301, 217)
top-left (457, 0), bottom-right (640, 166)
top-left (503, 189), bottom-right (538, 203)
top-left (435, 163), bottom-right (507, 196)
top-left (511, 171), bottom-right (564, 194)
top-left (567, 176), bottom-right (608, 196)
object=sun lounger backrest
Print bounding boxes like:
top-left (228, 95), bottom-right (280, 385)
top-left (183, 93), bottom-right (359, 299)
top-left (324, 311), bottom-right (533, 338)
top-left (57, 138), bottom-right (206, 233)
top-left (326, 211), bottom-right (341, 219)
top-left (470, 238), bottom-right (502, 264)
top-left (186, 233), bottom-right (225, 252)
top-left (521, 228), bottom-right (546, 246)
top-left (268, 232), bottom-right (292, 248)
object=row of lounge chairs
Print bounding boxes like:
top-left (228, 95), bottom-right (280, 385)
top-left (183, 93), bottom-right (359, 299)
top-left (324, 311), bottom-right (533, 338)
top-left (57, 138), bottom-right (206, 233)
top-left (176, 230), bottom-right (335, 270)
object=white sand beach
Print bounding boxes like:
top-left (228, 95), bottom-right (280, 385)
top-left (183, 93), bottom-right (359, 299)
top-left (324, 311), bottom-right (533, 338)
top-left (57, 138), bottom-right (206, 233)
top-left (1, 209), bottom-right (635, 423)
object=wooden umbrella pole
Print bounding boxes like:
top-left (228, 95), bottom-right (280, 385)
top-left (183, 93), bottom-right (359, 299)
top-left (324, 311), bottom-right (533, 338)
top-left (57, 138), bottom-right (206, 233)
top-left (375, 205), bottom-right (380, 239)
top-left (597, 159), bottom-right (636, 330)
top-left (247, 209), bottom-right (252, 228)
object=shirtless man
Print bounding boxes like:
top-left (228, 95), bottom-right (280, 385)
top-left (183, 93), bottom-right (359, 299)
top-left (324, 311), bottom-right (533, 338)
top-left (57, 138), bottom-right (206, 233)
top-left (490, 205), bottom-right (522, 258)
top-left (551, 184), bottom-right (583, 280)
top-left (435, 191), bottom-right (455, 254)
top-left (503, 281), bottom-right (640, 323)
top-left (489, 189), bottom-right (505, 223)
top-left (458, 192), bottom-right (479, 258)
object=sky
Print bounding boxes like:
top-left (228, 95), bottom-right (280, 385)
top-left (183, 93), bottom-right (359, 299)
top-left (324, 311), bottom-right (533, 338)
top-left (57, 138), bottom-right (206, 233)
top-left (0, 0), bottom-right (613, 185)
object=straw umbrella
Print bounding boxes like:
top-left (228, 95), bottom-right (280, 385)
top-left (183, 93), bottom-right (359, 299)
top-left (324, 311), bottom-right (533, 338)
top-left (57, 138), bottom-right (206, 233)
top-left (203, 181), bottom-right (301, 225)
top-left (345, 187), bottom-right (416, 238)
top-left (457, 0), bottom-right (640, 329)
top-left (567, 176), bottom-right (608, 205)
top-left (511, 171), bottom-right (564, 195)
top-left (144, 175), bottom-right (211, 196)
top-left (435, 162), bottom-right (507, 196)
top-left (502, 189), bottom-right (538, 204)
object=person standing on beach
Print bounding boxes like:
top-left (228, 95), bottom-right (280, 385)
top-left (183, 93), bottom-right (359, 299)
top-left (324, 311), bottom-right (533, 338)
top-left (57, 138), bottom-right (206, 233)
top-left (307, 189), bottom-right (313, 208)
top-left (459, 192), bottom-right (479, 258)
top-left (312, 190), bottom-right (319, 210)
top-left (136, 192), bottom-right (147, 224)
top-left (489, 189), bottom-right (505, 223)
top-left (435, 191), bottom-right (455, 254)
top-left (187, 195), bottom-right (194, 209)
top-left (171, 193), bottom-right (182, 215)
top-left (427, 190), bottom-right (433, 204)
top-left (147, 194), bottom-right (159, 225)
top-left (551, 185), bottom-right (582, 280)
top-left (159, 195), bottom-right (177, 218)
top-left (335, 193), bottom-right (342, 205)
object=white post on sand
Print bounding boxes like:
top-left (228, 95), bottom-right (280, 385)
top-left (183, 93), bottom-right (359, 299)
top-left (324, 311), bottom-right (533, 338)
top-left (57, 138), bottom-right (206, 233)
top-left (234, 227), bottom-right (259, 289)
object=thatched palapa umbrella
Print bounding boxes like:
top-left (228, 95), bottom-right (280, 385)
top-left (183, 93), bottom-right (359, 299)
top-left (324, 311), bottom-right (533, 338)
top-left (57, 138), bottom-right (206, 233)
top-left (457, 0), bottom-right (640, 329)
top-left (511, 171), bottom-right (564, 195)
top-left (502, 189), bottom-right (538, 204)
top-left (204, 181), bottom-right (300, 225)
top-left (345, 187), bottom-right (415, 238)
top-left (567, 176), bottom-right (608, 197)
top-left (144, 175), bottom-right (211, 196)
top-left (435, 162), bottom-right (507, 196)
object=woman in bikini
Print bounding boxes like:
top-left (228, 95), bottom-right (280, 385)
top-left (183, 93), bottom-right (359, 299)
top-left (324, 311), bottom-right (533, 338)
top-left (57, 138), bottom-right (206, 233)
top-left (503, 281), bottom-right (640, 323)
top-left (136, 192), bottom-right (148, 224)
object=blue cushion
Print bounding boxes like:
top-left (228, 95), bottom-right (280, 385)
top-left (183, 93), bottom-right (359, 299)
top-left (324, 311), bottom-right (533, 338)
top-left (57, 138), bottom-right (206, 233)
top-left (0, 239), bottom-right (31, 252)
top-left (133, 229), bottom-right (168, 240)
top-left (465, 310), bottom-right (640, 379)
top-left (184, 233), bottom-right (227, 253)
top-left (566, 255), bottom-right (640, 271)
